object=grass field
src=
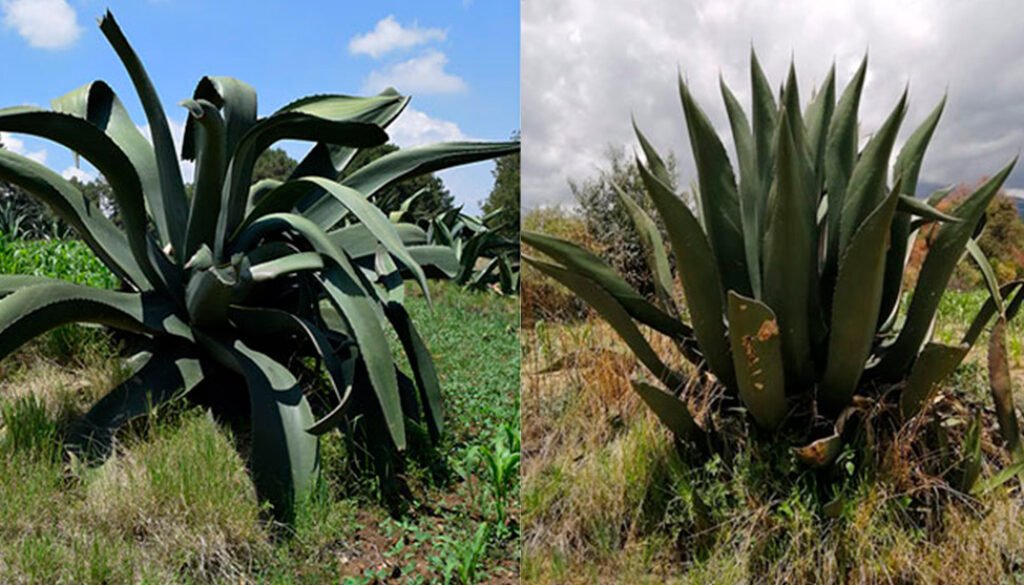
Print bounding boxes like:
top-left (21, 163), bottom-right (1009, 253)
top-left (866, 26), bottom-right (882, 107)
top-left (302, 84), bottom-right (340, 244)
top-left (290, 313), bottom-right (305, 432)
top-left (0, 238), bottom-right (520, 584)
top-left (522, 290), bottom-right (1024, 584)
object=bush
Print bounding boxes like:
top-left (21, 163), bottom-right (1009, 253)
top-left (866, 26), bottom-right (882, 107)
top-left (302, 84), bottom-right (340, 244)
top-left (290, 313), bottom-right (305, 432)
top-left (522, 208), bottom-right (593, 326)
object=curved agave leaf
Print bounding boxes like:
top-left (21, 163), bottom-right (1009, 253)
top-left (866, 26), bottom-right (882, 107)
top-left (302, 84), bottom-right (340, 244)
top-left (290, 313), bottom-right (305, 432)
top-left (611, 181), bottom-right (677, 315)
top-left (526, 256), bottom-right (688, 392)
top-left (329, 223), bottom-right (428, 258)
top-left (899, 342), bottom-right (968, 419)
top-left (50, 80), bottom-right (175, 252)
top-left (877, 158), bottom-right (1016, 378)
top-left (0, 149), bottom-right (150, 288)
top-left (217, 111), bottom-right (389, 251)
top-left (181, 99), bottom-right (227, 260)
top-left (631, 379), bottom-right (701, 442)
top-left (521, 231), bottom-right (693, 342)
top-left (966, 239), bottom-right (1004, 313)
top-left (989, 317), bottom-right (1023, 458)
top-left (206, 337), bottom-right (318, 522)
top-left (182, 76), bottom-right (258, 161)
top-left (67, 345), bottom-right (204, 459)
top-left (727, 291), bottom-right (787, 430)
top-left (408, 245), bottom-right (460, 279)
top-left (636, 163), bottom-right (734, 386)
top-left (99, 11), bottom-right (188, 257)
top-left (386, 303), bottom-right (443, 441)
top-left (318, 265), bottom-right (405, 449)
top-left (301, 141), bottom-right (520, 230)
top-left (0, 282), bottom-right (191, 361)
top-left (247, 251), bottom-right (324, 282)
top-left (0, 106), bottom-right (166, 291)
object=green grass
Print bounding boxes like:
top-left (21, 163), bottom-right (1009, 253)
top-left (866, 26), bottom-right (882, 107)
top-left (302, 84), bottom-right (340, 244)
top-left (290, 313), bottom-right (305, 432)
top-left (0, 238), bottom-right (520, 584)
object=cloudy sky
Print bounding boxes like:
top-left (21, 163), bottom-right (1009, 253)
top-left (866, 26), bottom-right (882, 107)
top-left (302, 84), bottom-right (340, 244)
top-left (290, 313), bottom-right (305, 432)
top-left (0, 0), bottom-right (519, 213)
top-left (523, 0), bottom-right (1024, 209)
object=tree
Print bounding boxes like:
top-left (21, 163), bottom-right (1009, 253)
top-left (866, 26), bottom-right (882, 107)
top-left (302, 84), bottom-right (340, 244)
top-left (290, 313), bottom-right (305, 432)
top-left (252, 147), bottom-right (298, 182)
top-left (569, 144), bottom-right (682, 299)
top-left (343, 143), bottom-right (453, 222)
top-left (482, 131), bottom-right (520, 237)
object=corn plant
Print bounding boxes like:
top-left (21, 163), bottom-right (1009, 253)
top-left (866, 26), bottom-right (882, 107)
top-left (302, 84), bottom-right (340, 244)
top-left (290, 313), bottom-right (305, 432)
top-left (524, 53), bottom-right (1023, 474)
top-left (0, 12), bottom-right (518, 520)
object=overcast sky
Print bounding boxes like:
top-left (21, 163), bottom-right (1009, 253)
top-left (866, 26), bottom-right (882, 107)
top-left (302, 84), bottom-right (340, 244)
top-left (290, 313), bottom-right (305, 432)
top-left (522, 0), bottom-right (1024, 209)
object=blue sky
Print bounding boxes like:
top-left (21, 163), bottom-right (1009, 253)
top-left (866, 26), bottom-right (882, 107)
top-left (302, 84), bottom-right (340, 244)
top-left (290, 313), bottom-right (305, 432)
top-left (0, 0), bottom-right (519, 213)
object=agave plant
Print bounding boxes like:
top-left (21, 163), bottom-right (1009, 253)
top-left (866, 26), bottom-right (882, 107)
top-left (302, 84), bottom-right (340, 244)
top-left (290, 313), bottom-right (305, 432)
top-left (426, 207), bottom-right (520, 294)
top-left (524, 52), bottom-right (1022, 474)
top-left (0, 12), bottom-right (517, 519)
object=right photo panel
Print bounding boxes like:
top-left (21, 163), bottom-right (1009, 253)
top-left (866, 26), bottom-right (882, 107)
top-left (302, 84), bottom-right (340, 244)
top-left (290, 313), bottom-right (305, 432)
top-left (520, 1), bottom-right (1024, 583)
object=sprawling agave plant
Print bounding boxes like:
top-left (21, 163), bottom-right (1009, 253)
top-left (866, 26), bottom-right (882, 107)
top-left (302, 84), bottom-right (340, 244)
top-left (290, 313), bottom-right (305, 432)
top-left (0, 12), bottom-right (517, 519)
top-left (524, 53), bottom-right (1022, 473)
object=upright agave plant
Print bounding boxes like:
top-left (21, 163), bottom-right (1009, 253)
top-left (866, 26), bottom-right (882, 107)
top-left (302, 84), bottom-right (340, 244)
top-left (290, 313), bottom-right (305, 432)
top-left (524, 52), bottom-right (1022, 475)
top-left (0, 12), bottom-right (517, 519)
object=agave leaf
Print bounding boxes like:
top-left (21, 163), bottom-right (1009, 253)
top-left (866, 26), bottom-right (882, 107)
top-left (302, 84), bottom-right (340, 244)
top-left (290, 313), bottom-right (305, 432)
top-left (611, 182), bottom-right (678, 313)
top-left (966, 239), bottom-right (1004, 313)
top-left (989, 317), bottom-right (1023, 458)
top-left (794, 432), bottom-right (844, 468)
top-left (302, 141), bottom-right (519, 229)
top-left (220, 338), bottom-right (318, 522)
top-left (878, 158), bottom-right (1017, 378)
top-left (526, 256), bottom-right (688, 392)
top-left (631, 379), bottom-right (701, 441)
top-left (181, 76), bottom-right (258, 161)
top-left (67, 346), bottom-right (204, 460)
top-left (632, 118), bottom-right (672, 185)
top-left (837, 89), bottom-right (907, 254)
top-left (820, 181), bottom-right (901, 415)
top-left (0, 282), bottom-right (192, 361)
top-left (99, 11), bottom-right (188, 258)
top-left (719, 77), bottom-right (763, 298)
top-left (750, 49), bottom-right (777, 202)
top-left (895, 194), bottom-right (959, 223)
top-left (404, 245), bottom-right (459, 280)
top-left (726, 291), bottom-right (787, 430)
top-left (762, 109), bottom-right (818, 387)
top-left (0, 106), bottom-right (166, 290)
top-left (803, 64), bottom-right (836, 187)
top-left (317, 265), bottom-right (405, 449)
top-left (962, 280), bottom-right (1024, 348)
top-left (958, 413), bottom-right (983, 493)
top-left (899, 342), bottom-right (969, 419)
top-left (0, 149), bottom-right (150, 288)
top-left (181, 99), bottom-right (227, 260)
top-left (247, 251), bottom-right (324, 282)
top-left (824, 55), bottom-right (868, 279)
top-left (678, 75), bottom-right (750, 296)
top-left (521, 231), bottom-right (693, 341)
top-left (50, 81), bottom-right (175, 253)
top-left (636, 163), bottom-right (736, 388)
top-left (217, 110), bottom-right (389, 251)
top-left (386, 303), bottom-right (444, 442)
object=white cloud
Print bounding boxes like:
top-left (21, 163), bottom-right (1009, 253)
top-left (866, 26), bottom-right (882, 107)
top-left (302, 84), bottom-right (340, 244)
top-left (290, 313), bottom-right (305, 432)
top-left (364, 50), bottom-right (467, 95)
top-left (349, 15), bottom-right (447, 58)
top-left (523, 0), bottom-right (1024, 208)
top-left (1, 0), bottom-right (81, 50)
top-left (386, 107), bottom-right (470, 147)
top-left (61, 165), bottom-right (94, 182)
top-left (1006, 188), bottom-right (1024, 200)
top-left (0, 132), bottom-right (47, 164)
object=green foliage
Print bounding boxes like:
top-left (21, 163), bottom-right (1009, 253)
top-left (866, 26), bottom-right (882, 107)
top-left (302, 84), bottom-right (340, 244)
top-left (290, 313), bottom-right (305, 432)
top-left (344, 143), bottom-right (454, 223)
top-left (421, 207), bottom-right (520, 295)
top-left (252, 147), bottom-right (298, 182)
top-left (524, 52), bottom-right (1021, 489)
top-left (0, 11), bottom-right (517, 521)
top-left (482, 130), bottom-right (521, 239)
top-left (569, 145), bottom-right (681, 300)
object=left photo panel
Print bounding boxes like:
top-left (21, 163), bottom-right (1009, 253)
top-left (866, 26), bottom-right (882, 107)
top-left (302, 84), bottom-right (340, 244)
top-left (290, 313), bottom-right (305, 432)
top-left (0, 1), bottom-right (520, 583)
